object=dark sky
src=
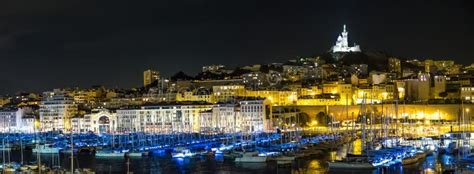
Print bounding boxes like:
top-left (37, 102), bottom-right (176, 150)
top-left (0, 0), bottom-right (473, 95)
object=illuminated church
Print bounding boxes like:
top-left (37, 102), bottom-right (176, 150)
top-left (332, 25), bottom-right (361, 53)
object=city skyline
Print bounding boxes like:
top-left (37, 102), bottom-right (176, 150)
top-left (1, 0), bottom-right (473, 95)
top-left (0, 2), bottom-right (473, 172)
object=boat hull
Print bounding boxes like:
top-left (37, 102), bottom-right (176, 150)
top-left (402, 156), bottom-right (419, 165)
top-left (95, 152), bottom-right (125, 158)
top-left (328, 161), bottom-right (375, 169)
top-left (32, 148), bottom-right (60, 153)
top-left (235, 156), bottom-right (267, 163)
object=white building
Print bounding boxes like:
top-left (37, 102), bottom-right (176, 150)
top-left (39, 91), bottom-right (77, 132)
top-left (116, 103), bottom-right (213, 134)
top-left (0, 107), bottom-right (36, 133)
top-left (332, 25), bottom-right (361, 53)
top-left (200, 99), bottom-right (272, 134)
top-left (71, 109), bottom-right (117, 134)
top-left (71, 117), bottom-right (85, 133)
top-left (239, 99), bottom-right (272, 133)
top-left (202, 65), bottom-right (225, 72)
top-left (84, 109), bottom-right (117, 134)
top-left (199, 104), bottom-right (240, 134)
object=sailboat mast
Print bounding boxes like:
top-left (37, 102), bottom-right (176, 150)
top-left (395, 100), bottom-right (399, 146)
top-left (361, 94), bottom-right (366, 153)
top-left (71, 128), bottom-right (74, 173)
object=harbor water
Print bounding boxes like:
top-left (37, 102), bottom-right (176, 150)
top-left (1, 140), bottom-right (466, 174)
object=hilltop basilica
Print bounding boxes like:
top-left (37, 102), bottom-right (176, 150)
top-left (332, 25), bottom-right (361, 53)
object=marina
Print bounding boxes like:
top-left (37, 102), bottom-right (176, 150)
top-left (0, 128), bottom-right (472, 173)
top-left (0, 2), bottom-right (473, 173)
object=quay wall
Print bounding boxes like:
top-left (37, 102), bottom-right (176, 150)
top-left (278, 104), bottom-right (474, 121)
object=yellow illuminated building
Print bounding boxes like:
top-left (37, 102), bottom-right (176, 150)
top-left (143, 69), bottom-right (160, 87)
top-left (297, 94), bottom-right (340, 105)
top-left (212, 85), bottom-right (245, 102)
top-left (177, 91), bottom-right (215, 103)
top-left (0, 97), bottom-right (10, 106)
top-left (355, 84), bottom-right (395, 104)
top-left (297, 86), bottom-right (322, 96)
top-left (245, 90), bottom-right (297, 106)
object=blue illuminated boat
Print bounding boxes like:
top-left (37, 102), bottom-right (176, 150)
top-left (32, 144), bottom-right (61, 153)
top-left (95, 149), bottom-right (127, 158)
top-left (234, 151), bottom-right (267, 163)
top-left (172, 148), bottom-right (195, 158)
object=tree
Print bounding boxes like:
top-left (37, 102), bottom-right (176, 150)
top-left (230, 67), bottom-right (252, 77)
top-left (171, 71), bottom-right (194, 81)
top-left (439, 92), bottom-right (448, 98)
top-left (297, 112), bottom-right (310, 127)
top-left (315, 112), bottom-right (331, 126)
top-left (259, 65), bottom-right (270, 73)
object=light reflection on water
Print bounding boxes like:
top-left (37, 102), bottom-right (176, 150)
top-left (0, 139), bottom-right (471, 174)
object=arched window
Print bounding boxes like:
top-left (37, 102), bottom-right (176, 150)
top-left (98, 116), bottom-right (110, 124)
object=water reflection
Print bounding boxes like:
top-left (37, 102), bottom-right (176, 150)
top-left (0, 139), bottom-right (471, 174)
top-left (306, 160), bottom-right (327, 174)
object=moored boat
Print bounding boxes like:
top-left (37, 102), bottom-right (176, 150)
top-left (402, 155), bottom-right (419, 165)
top-left (126, 152), bottom-right (143, 157)
top-left (32, 144), bottom-right (61, 153)
top-left (172, 148), bottom-right (195, 158)
top-left (95, 149), bottom-right (126, 158)
top-left (235, 151), bottom-right (267, 163)
top-left (277, 160), bottom-right (292, 167)
top-left (328, 159), bottom-right (376, 169)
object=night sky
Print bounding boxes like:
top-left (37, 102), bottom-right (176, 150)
top-left (0, 0), bottom-right (473, 95)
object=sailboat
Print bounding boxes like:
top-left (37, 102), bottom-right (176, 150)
top-left (234, 151), bottom-right (267, 163)
top-left (127, 133), bottom-right (145, 157)
top-left (33, 144), bottom-right (61, 153)
top-left (1, 127), bottom-right (20, 173)
top-left (328, 94), bottom-right (388, 169)
top-left (96, 129), bottom-right (126, 158)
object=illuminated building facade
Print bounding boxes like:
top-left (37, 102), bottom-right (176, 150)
top-left (405, 73), bottom-right (431, 101)
top-left (177, 89), bottom-right (215, 103)
top-left (461, 86), bottom-right (474, 103)
top-left (71, 109), bottom-right (117, 134)
top-left (143, 69), bottom-right (160, 87)
top-left (242, 72), bottom-right (268, 87)
top-left (245, 90), bottom-right (297, 106)
top-left (239, 99), bottom-right (272, 133)
top-left (212, 85), bottom-right (245, 102)
top-left (39, 91), bottom-right (77, 132)
top-left (388, 57), bottom-right (402, 76)
top-left (116, 103), bottom-right (213, 133)
top-left (297, 94), bottom-right (341, 105)
top-left (202, 65), bottom-right (225, 72)
top-left (199, 104), bottom-right (240, 134)
top-left (0, 107), bottom-right (36, 133)
top-left (332, 25), bottom-right (361, 53)
top-left (0, 97), bottom-right (10, 107)
top-left (355, 84), bottom-right (395, 104)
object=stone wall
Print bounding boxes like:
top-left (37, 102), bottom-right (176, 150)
top-left (277, 104), bottom-right (474, 121)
